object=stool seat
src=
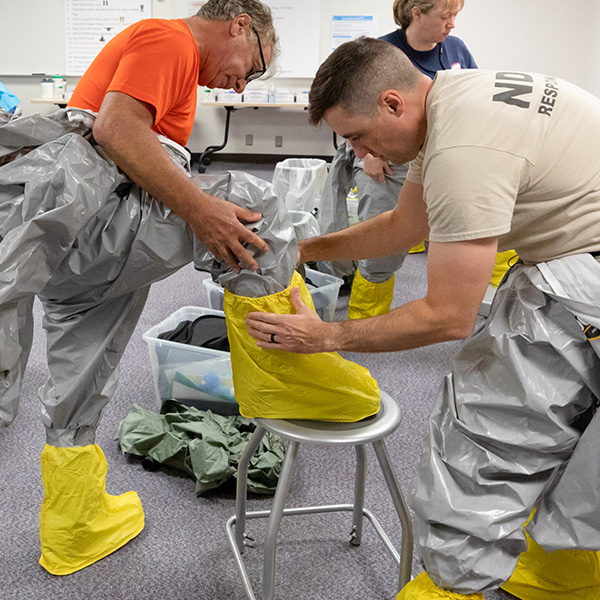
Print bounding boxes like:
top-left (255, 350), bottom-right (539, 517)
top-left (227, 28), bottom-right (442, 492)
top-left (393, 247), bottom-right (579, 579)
top-left (256, 390), bottom-right (402, 446)
top-left (227, 390), bottom-right (413, 600)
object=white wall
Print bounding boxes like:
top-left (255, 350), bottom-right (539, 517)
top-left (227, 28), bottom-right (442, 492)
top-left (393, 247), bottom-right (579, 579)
top-left (3, 0), bottom-right (599, 158)
top-left (456, 0), bottom-right (596, 92)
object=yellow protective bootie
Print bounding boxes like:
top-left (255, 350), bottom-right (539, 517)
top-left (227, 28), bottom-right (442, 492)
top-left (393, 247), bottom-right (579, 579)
top-left (502, 531), bottom-right (600, 600)
top-left (409, 242), bottom-right (427, 254)
top-left (224, 271), bottom-right (380, 421)
top-left (348, 270), bottom-right (395, 320)
top-left (396, 572), bottom-right (484, 599)
top-left (490, 249), bottom-right (518, 287)
top-left (39, 444), bottom-right (145, 575)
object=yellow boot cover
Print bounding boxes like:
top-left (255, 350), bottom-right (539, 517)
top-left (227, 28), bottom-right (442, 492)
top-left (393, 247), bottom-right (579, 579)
top-left (224, 271), bottom-right (381, 421)
top-left (348, 269), bottom-right (395, 320)
top-left (396, 572), bottom-right (484, 600)
top-left (490, 249), bottom-right (518, 287)
top-left (39, 444), bottom-right (145, 575)
top-left (409, 242), bottom-right (427, 254)
top-left (502, 530), bottom-right (600, 600)
top-left (396, 571), bottom-right (484, 600)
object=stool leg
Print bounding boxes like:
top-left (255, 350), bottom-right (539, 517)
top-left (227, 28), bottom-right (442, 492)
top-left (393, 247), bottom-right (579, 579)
top-left (351, 444), bottom-right (367, 546)
top-left (372, 439), bottom-right (413, 590)
top-left (236, 425), bottom-right (267, 554)
top-left (263, 439), bottom-right (301, 600)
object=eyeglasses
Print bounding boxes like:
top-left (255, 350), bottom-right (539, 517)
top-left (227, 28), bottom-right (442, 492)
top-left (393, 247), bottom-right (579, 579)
top-left (245, 27), bottom-right (267, 82)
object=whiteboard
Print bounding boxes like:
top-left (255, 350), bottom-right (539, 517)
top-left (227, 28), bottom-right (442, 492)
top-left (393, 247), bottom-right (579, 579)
top-left (264, 0), bottom-right (321, 78)
top-left (0, 0), bottom-right (152, 77)
top-left (0, 0), bottom-right (325, 78)
top-left (0, 0), bottom-right (67, 76)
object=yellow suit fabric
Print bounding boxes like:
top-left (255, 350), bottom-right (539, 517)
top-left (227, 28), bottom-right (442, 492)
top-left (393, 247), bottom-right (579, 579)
top-left (223, 271), bottom-right (381, 421)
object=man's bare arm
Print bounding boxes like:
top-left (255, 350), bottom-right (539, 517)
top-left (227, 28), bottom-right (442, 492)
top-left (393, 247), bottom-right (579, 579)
top-left (247, 237), bottom-right (498, 353)
top-left (92, 91), bottom-right (268, 271)
top-left (299, 179), bottom-right (429, 264)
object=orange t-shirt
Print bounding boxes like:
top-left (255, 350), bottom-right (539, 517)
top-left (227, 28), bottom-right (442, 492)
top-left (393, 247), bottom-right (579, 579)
top-left (68, 19), bottom-right (200, 147)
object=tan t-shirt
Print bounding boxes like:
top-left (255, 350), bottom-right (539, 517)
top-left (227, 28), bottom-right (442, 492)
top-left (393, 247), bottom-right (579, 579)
top-left (407, 69), bottom-right (600, 264)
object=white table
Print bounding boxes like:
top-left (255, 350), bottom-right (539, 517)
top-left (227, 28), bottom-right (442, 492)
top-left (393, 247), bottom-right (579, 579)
top-left (32, 97), bottom-right (68, 108)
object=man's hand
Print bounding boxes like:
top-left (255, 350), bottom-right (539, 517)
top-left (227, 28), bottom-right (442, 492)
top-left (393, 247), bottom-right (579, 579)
top-left (187, 192), bottom-right (268, 271)
top-left (363, 153), bottom-right (393, 183)
top-left (245, 287), bottom-right (332, 353)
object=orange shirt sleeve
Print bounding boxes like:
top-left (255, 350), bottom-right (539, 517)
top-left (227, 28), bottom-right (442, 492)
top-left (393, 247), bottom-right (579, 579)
top-left (69, 20), bottom-right (199, 147)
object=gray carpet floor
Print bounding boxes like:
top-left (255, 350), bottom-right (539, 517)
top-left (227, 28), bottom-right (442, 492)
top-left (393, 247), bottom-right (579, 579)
top-left (0, 158), bottom-right (517, 600)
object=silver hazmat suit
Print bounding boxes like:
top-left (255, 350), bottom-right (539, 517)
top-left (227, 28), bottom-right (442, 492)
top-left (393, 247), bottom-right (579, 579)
top-left (317, 141), bottom-right (408, 282)
top-left (0, 109), bottom-right (195, 446)
top-left (0, 109), bottom-right (293, 447)
top-left (412, 254), bottom-right (600, 593)
top-left (192, 172), bottom-right (297, 297)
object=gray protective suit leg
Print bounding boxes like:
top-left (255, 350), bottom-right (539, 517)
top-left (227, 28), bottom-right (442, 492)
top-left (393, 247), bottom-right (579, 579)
top-left (0, 124), bottom-right (124, 427)
top-left (412, 255), bottom-right (600, 594)
top-left (317, 142), bottom-right (407, 283)
top-left (0, 110), bottom-right (195, 444)
top-left (353, 157), bottom-right (407, 284)
top-left (0, 297), bottom-right (34, 425)
top-left (39, 287), bottom-right (151, 447)
top-left (316, 142), bottom-right (354, 278)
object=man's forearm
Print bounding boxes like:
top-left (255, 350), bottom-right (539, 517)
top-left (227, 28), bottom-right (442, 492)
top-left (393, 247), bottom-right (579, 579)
top-left (301, 208), bottom-right (418, 263)
top-left (246, 238), bottom-right (495, 355)
top-left (302, 179), bottom-right (429, 264)
top-left (322, 296), bottom-right (474, 353)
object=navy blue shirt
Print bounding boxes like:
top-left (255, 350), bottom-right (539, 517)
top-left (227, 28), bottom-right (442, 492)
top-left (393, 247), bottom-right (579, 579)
top-left (379, 28), bottom-right (477, 79)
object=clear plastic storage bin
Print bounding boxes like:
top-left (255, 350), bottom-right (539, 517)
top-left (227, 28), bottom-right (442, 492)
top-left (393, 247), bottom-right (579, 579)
top-left (203, 267), bottom-right (343, 322)
top-left (143, 306), bottom-right (239, 415)
top-left (202, 278), bottom-right (227, 311)
top-left (304, 267), bottom-right (344, 322)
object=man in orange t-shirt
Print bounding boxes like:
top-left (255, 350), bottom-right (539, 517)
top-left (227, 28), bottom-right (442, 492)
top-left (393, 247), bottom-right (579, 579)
top-left (69, 0), bottom-right (278, 273)
top-left (29, 0), bottom-right (280, 577)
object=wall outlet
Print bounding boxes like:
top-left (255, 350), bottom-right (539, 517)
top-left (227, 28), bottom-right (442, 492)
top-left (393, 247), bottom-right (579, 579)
top-left (245, 134), bottom-right (253, 146)
top-left (275, 135), bottom-right (283, 148)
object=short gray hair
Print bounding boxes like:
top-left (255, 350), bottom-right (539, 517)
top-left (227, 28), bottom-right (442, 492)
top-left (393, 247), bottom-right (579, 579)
top-left (308, 37), bottom-right (421, 126)
top-left (197, 0), bottom-right (279, 51)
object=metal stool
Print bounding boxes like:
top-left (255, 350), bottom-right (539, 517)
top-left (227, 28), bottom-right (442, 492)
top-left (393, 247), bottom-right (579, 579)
top-left (226, 391), bottom-right (413, 600)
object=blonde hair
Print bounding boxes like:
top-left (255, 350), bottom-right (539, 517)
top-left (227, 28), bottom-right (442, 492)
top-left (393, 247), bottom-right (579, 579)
top-left (393, 0), bottom-right (465, 29)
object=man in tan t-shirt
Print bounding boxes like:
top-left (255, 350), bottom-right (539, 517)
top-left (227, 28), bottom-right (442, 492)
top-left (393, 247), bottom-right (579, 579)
top-left (245, 38), bottom-right (600, 599)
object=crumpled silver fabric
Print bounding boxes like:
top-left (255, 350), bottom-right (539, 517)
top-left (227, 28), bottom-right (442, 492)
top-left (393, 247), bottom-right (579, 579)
top-left (0, 109), bottom-right (195, 445)
top-left (316, 142), bottom-right (354, 278)
top-left (412, 254), bottom-right (600, 594)
top-left (0, 106), bottom-right (22, 127)
top-left (289, 210), bottom-right (320, 241)
top-left (0, 107), bottom-right (96, 164)
top-left (525, 255), bottom-right (600, 551)
top-left (317, 141), bottom-right (407, 283)
top-left (192, 172), bottom-right (297, 297)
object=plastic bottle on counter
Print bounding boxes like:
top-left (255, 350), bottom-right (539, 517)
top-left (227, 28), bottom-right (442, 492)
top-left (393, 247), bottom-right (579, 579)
top-left (52, 75), bottom-right (65, 99)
